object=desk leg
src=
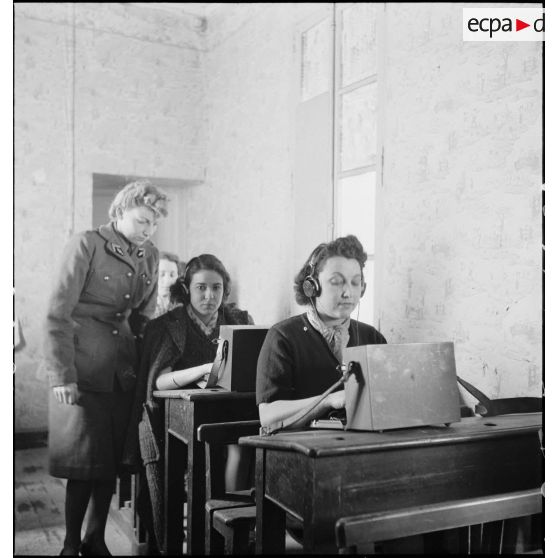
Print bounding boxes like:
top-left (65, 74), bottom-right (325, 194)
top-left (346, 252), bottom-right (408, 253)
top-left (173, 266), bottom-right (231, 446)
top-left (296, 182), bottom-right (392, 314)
top-left (164, 432), bottom-right (186, 556)
top-left (255, 448), bottom-right (285, 554)
top-left (303, 521), bottom-right (336, 554)
top-left (185, 433), bottom-right (205, 555)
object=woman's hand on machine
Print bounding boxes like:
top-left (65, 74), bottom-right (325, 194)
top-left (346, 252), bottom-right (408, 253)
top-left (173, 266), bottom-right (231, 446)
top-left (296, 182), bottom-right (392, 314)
top-left (327, 389), bottom-right (345, 410)
top-left (194, 363), bottom-right (212, 388)
top-left (52, 382), bottom-right (79, 405)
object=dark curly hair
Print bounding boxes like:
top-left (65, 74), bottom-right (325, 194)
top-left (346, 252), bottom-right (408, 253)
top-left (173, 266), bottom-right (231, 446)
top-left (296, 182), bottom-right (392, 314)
top-left (293, 235), bottom-right (367, 305)
top-left (170, 254), bottom-right (232, 306)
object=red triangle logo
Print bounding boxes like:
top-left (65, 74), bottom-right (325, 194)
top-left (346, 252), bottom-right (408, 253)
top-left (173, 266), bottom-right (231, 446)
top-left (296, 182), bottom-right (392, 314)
top-left (516, 19), bottom-right (530, 31)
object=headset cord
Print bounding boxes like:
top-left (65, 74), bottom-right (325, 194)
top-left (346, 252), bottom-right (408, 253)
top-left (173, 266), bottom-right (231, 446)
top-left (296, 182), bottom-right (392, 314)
top-left (260, 362), bottom-right (355, 436)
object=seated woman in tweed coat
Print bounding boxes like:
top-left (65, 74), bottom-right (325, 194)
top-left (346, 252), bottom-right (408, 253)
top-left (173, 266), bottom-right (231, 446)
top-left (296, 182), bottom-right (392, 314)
top-left (124, 254), bottom-right (253, 552)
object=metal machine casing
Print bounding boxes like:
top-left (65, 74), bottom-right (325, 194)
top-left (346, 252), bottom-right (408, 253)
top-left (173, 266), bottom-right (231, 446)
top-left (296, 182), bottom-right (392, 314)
top-left (343, 342), bottom-right (461, 431)
top-left (216, 325), bottom-right (269, 392)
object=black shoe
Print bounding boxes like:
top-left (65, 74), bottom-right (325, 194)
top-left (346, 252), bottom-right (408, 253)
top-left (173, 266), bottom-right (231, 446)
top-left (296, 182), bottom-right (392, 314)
top-left (59, 547), bottom-right (79, 556)
top-left (79, 541), bottom-right (112, 556)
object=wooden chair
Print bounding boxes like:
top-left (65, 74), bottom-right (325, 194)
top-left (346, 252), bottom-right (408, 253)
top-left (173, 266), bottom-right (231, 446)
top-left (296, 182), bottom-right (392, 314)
top-left (110, 472), bottom-right (152, 555)
top-left (336, 488), bottom-right (543, 554)
top-left (197, 420), bottom-right (260, 554)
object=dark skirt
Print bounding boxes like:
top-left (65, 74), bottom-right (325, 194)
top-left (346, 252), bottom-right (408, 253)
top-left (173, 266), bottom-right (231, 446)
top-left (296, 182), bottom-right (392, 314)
top-left (48, 387), bottom-right (134, 480)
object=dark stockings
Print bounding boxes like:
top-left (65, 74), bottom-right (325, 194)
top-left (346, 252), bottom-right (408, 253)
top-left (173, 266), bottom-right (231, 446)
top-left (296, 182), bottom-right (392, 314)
top-left (62, 479), bottom-right (114, 555)
top-left (62, 480), bottom-right (91, 554)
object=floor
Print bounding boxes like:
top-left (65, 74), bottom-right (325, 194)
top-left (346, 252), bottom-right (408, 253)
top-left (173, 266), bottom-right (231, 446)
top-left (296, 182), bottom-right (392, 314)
top-left (15, 446), bottom-right (303, 556)
top-left (14, 447), bottom-right (132, 556)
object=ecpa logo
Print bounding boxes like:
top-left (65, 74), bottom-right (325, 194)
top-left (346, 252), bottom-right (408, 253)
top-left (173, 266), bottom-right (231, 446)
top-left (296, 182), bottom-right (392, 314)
top-left (463, 8), bottom-right (544, 42)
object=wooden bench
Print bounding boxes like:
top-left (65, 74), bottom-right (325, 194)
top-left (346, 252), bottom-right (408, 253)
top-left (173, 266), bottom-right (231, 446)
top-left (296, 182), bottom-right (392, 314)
top-left (335, 488), bottom-right (543, 554)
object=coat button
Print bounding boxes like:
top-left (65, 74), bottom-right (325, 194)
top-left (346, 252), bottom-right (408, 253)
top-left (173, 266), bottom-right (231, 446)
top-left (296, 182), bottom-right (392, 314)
top-left (146, 280), bottom-right (152, 285)
top-left (115, 312), bottom-right (122, 318)
top-left (112, 329), bottom-right (118, 335)
top-left (126, 272), bottom-right (133, 277)
top-left (124, 294), bottom-right (131, 300)
top-left (103, 276), bottom-right (110, 281)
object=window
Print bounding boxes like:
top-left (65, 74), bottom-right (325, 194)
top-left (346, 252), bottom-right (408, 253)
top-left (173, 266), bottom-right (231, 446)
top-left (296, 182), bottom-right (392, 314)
top-left (333, 3), bottom-right (379, 325)
top-left (295, 4), bottom-right (380, 326)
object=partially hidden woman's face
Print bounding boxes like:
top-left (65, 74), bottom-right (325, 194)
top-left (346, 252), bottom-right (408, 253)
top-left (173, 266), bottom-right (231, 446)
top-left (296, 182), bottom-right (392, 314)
top-left (158, 259), bottom-right (179, 295)
top-left (315, 256), bottom-right (364, 321)
top-left (189, 269), bottom-right (225, 319)
top-left (116, 206), bottom-right (158, 245)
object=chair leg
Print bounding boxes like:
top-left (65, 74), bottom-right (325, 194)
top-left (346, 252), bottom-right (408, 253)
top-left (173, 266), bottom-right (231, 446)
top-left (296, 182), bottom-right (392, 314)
top-left (206, 509), bottom-right (225, 555)
top-left (470, 524), bottom-right (482, 554)
top-left (223, 523), bottom-right (251, 555)
top-left (481, 520), bottom-right (504, 554)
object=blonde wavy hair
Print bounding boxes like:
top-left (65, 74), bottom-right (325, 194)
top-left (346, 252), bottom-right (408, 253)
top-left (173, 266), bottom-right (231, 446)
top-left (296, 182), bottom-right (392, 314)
top-left (109, 179), bottom-right (169, 220)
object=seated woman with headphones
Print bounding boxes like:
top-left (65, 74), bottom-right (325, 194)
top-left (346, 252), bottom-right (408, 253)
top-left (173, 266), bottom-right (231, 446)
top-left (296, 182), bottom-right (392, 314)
top-left (256, 235), bottom-right (387, 429)
top-left (152, 254), bottom-right (254, 389)
top-left (126, 254), bottom-right (253, 551)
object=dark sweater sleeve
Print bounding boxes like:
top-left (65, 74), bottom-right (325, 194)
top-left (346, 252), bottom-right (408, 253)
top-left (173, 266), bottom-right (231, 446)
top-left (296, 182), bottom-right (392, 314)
top-left (353, 321), bottom-right (387, 346)
top-left (256, 326), bottom-right (295, 405)
top-left (368, 327), bottom-right (387, 345)
top-left (223, 304), bottom-right (253, 325)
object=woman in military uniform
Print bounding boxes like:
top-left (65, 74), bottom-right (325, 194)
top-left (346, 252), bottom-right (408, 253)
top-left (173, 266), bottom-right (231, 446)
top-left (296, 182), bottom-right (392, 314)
top-left (41, 179), bottom-right (169, 556)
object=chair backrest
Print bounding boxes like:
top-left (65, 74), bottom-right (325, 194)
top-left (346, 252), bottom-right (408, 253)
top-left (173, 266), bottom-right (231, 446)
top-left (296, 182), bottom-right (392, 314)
top-left (197, 420), bottom-right (261, 499)
top-left (336, 488), bottom-right (542, 554)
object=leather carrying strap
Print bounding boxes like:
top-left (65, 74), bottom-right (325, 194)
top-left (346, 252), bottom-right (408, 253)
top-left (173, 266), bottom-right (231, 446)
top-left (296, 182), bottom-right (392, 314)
top-left (206, 338), bottom-right (229, 389)
top-left (457, 376), bottom-right (542, 416)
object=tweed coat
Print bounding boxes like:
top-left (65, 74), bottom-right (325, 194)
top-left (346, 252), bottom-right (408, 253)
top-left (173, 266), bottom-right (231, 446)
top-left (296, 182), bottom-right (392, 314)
top-left (121, 303), bottom-right (252, 551)
top-left (41, 222), bottom-right (159, 392)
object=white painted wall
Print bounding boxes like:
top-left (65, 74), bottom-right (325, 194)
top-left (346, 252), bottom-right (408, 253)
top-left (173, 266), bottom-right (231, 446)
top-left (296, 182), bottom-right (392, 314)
top-left (375, 4), bottom-right (542, 400)
top-left (14, 3), bottom-right (542, 432)
top-left (14, 3), bottom-right (206, 431)
top-left (185, 3), bottom-right (327, 324)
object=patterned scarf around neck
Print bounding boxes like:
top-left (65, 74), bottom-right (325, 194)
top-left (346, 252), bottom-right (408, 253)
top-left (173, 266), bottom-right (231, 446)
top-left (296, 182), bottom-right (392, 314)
top-left (306, 304), bottom-right (351, 363)
top-left (187, 304), bottom-right (219, 337)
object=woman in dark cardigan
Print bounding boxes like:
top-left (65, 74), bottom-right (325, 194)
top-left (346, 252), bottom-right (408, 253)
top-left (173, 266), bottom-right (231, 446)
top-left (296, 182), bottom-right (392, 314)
top-left (123, 254), bottom-right (253, 552)
top-left (256, 235), bottom-right (387, 429)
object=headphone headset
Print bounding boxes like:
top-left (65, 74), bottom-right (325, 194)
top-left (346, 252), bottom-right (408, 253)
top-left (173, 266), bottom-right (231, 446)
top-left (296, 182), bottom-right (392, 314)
top-left (302, 246), bottom-right (324, 299)
top-left (301, 245), bottom-right (367, 299)
top-left (179, 257), bottom-right (197, 296)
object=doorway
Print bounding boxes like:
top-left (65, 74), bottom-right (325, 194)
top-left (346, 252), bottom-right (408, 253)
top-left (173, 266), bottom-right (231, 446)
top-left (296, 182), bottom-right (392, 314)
top-left (92, 173), bottom-right (199, 259)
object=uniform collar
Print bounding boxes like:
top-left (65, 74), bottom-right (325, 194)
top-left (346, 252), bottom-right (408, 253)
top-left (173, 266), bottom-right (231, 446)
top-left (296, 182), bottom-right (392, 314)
top-left (112, 222), bottom-right (135, 254)
top-left (97, 222), bottom-right (137, 270)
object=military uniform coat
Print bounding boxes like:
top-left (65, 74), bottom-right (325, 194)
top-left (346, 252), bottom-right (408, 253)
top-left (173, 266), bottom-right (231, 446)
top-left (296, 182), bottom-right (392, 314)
top-left (43, 222), bottom-right (159, 479)
top-left (42, 222), bottom-right (159, 391)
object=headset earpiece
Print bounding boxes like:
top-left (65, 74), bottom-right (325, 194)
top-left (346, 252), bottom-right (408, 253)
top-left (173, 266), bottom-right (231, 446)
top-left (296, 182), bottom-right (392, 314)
top-left (180, 257), bottom-right (197, 298)
top-left (302, 247), bottom-right (323, 299)
top-left (302, 274), bottom-right (321, 299)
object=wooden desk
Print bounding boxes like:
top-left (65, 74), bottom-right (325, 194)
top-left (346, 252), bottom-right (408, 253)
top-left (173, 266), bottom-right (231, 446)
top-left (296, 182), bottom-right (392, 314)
top-left (154, 389), bottom-right (258, 555)
top-left (240, 413), bottom-right (542, 554)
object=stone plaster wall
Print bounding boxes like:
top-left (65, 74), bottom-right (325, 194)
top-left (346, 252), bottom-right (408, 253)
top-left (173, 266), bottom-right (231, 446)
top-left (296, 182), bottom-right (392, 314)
top-left (14, 3), bottom-right (206, 431)
top-left (184, 3), bottom-right (322, 324)
top-left (15, 3), bottom-right (542, 432)
top-left (376, 4), bottom-right (542, 400)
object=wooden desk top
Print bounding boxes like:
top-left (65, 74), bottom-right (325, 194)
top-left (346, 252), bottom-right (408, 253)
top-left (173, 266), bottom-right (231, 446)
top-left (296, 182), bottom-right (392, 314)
top-left (240, 413), bottom-right (542, 457)
top-left (153, 388), bottom-right (255, 402)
